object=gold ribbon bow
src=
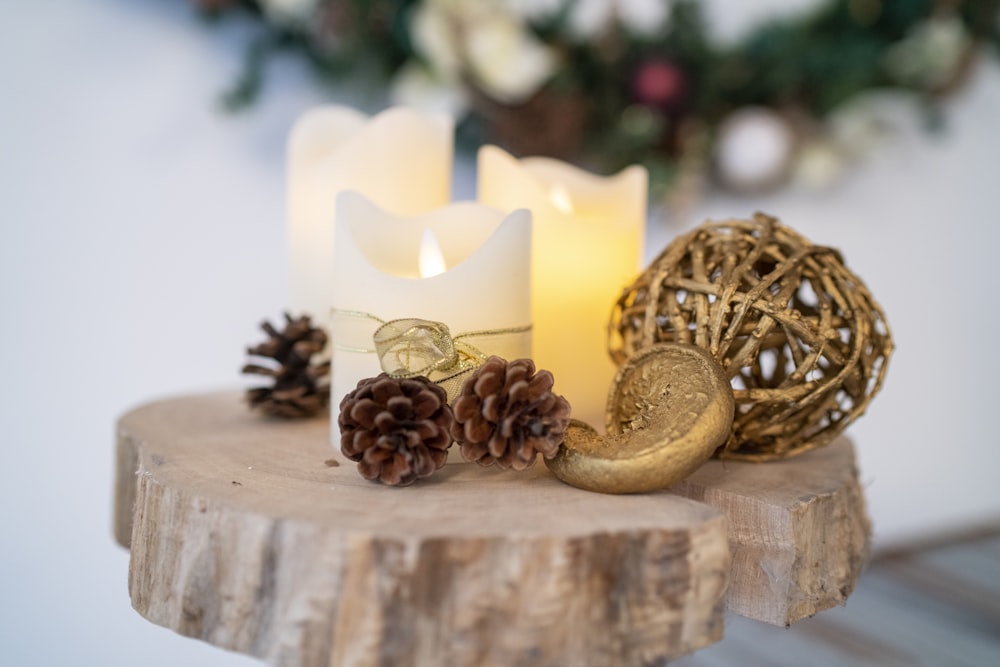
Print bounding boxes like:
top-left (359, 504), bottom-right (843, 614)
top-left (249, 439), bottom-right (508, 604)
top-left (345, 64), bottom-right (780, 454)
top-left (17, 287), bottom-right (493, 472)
top-left (332, 310), bottom-right (531, 399)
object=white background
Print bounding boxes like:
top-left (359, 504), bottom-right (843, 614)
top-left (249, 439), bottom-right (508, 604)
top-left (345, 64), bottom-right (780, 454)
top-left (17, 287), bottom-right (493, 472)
top-left (2, 1), bottom-right (998, 665)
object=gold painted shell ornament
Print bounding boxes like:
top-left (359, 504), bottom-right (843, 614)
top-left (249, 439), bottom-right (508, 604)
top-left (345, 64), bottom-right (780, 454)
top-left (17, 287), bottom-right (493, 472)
top-left (547, 212), bottom-right (893, 493)
top-left (546, 343), bottom-right (735, 494)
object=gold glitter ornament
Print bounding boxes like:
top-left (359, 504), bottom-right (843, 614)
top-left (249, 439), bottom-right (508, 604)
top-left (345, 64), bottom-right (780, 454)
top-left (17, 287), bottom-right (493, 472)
top-left (609, 213), bottom-right (893, 461)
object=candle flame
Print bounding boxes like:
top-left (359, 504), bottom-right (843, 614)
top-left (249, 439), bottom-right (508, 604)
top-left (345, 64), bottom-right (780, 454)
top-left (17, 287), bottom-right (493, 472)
top-left (418, 228), bottom-right (447, 278)
top-left (549, 184), bottom-right (575, 215)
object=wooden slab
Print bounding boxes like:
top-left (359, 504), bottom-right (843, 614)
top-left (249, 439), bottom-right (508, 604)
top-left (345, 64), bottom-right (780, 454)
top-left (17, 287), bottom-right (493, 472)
top-left (114, 393), bottom-right (730, 667)
top-left (113, 393), bottom-right (870, 664)
top-left (673, 439), bottom-right (871, 626)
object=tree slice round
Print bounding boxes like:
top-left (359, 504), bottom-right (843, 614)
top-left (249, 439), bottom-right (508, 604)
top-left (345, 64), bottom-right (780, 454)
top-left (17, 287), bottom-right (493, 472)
top-left (114, 392), bottom-right (729, 667)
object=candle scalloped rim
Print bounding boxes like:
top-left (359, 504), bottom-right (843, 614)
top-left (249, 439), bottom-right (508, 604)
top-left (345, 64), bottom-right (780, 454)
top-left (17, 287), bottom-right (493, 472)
top-left (478, 144), bottom-right (648, 225)
top-left (292, 106), bottom-right (455, 176)
top-left (335, 192), bottom-right (533, 282)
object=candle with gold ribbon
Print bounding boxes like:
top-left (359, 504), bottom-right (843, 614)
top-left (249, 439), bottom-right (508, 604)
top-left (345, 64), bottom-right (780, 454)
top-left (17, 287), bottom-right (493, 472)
top-left (329, 192), bottom-right (532, 430)
top-left (287, 106), bottom-right (453, 324)
top-left (477, 146), bottom-right (647, 428)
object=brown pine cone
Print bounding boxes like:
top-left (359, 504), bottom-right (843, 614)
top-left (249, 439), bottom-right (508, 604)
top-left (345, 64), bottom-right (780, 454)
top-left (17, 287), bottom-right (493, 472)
top-left (451, 357), bottom-right (571, 470)
top-left (338, 374), bottom-right (454, 486)
top-left (242, 313), bottom-right (330, 418)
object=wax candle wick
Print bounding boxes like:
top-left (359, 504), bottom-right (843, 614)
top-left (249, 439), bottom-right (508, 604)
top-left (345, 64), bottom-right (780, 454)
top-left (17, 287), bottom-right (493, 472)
top-left (419, 229), bottom-right (447, 278)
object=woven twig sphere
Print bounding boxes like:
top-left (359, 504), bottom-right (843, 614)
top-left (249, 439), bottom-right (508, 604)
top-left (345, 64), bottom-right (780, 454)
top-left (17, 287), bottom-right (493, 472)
top-left (609, 213), bottom-right (893, 461)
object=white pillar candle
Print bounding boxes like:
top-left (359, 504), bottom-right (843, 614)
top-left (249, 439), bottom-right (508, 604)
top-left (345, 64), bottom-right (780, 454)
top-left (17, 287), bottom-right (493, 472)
top-left (330, 192), bottom-right (533, 421)
top-left (287, 106), bottom-right (453, 324)
top-left (477, 145), bottom-right (647, 428)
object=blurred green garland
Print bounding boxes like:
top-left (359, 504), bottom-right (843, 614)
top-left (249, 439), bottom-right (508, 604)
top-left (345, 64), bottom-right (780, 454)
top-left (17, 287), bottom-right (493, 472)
top-left (193, 0), bottom-right (999, 196)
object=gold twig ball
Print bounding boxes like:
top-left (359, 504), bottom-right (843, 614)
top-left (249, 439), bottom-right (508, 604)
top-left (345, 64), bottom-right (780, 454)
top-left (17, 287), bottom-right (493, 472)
top-left (609, 213), bottom-right (893, 461)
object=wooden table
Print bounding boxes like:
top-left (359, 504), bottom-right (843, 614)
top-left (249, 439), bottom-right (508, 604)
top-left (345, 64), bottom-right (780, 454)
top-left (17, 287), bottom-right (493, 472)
top-left (113, 392), bottom-right (869, 667)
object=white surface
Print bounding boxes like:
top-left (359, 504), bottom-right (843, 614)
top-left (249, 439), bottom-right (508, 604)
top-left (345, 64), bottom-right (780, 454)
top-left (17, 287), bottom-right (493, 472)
top-left (1, 1), bottom-right (998, 666)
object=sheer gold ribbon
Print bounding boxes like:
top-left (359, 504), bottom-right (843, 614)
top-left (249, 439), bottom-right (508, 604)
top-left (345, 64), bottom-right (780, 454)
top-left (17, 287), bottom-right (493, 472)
top-left (332, 309), bottom-right (531, 399)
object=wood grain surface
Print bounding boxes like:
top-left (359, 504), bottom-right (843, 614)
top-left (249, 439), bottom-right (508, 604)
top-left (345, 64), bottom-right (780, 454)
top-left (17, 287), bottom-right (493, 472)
top-left (113, 392), bottom-right (869, 665)
top-left (675, 438), bottom-right (871, 626)
top-left (114, 392), bottom-right (731, 667)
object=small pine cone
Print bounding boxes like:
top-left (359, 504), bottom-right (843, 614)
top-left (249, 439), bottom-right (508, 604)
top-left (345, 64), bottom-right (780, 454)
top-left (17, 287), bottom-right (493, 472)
top-left (338, 374), bottom-right (454, 486)
top-left (242, 313), bottom-right (330, 418)
top-left (451, 357), bottom-right (571, 470)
